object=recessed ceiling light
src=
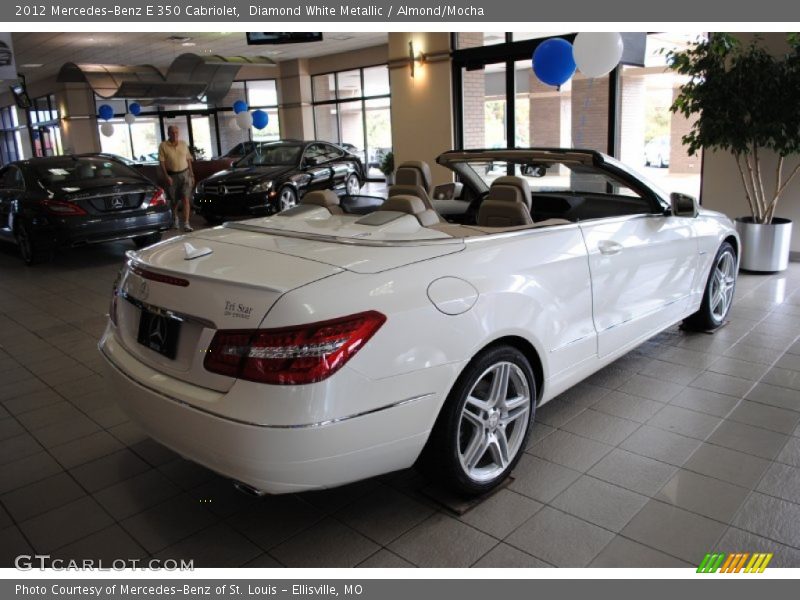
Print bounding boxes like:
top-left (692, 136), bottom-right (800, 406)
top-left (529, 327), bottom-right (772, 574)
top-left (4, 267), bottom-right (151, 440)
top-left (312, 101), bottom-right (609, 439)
top-left (167, 36), bottom-right (192, 43)
top-left (20, 64), bottom-right (43, 68)
top-left (181, 42), bottom-right (196, 47)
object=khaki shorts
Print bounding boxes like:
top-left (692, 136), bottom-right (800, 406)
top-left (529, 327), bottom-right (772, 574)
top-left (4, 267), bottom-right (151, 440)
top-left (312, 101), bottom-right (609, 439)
top-left (166, 170), bottom-right (194, 207)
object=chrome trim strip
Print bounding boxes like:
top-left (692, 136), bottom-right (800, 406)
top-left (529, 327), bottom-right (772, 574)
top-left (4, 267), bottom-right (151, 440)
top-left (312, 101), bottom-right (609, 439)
top-left (100, 344), bottom-right (433, 429)
top-left (550, 333), bottom-right (595, 353)
top-left (597, 295), bottom-right (689, 333)
top-left (119, 291), bottom-right (217, 329)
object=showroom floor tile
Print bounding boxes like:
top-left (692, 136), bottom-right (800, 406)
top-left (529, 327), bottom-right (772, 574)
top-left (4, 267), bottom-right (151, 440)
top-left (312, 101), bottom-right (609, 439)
top-left (0, 230), bottom-right (799, 567)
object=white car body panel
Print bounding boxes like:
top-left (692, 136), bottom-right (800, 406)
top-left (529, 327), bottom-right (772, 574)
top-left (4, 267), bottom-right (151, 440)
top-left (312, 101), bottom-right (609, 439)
top-left (99, 150), bottom-right (740, 494)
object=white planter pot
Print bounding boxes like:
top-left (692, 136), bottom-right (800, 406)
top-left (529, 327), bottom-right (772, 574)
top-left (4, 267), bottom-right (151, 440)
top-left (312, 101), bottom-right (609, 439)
top-left (735, 217), bottom-right (793, 272)
top-left (383, 173), bottom-right (394, 185)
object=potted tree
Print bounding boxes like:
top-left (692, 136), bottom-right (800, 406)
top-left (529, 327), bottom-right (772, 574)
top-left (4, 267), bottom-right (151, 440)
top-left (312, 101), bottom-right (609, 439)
top-left (380, 151), bottom-right (395, 185)
top-left (668, 33), bottom-right (800, 271)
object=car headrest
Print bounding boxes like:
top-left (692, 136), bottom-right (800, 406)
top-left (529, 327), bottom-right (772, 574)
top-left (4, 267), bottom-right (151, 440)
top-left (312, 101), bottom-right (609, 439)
top-left (300, 189), bottom-right (343, 215)
top-left (380, 194), bottom-right (440, 227)
top-left (395, 161), bottom-right (432, 192)
top-left (301, 189), bottom-right (341, 208)
top-left (488, 176), bottom-right (532, 211)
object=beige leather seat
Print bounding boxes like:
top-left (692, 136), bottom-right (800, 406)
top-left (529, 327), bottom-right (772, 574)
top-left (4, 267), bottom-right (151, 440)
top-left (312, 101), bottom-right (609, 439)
top-left (388, 161), bottom-right (442, 223)
top-left (379, 194), bottom-right (441, 227)
top-left (300, 190), bottom-right (344, 215)
top-left (477, 176), bottom-right (534, 228)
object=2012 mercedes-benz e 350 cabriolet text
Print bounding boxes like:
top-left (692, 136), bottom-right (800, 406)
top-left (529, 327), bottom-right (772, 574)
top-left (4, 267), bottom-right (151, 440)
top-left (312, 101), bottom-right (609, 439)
top-left (99, 148), bottom-right (740, 496)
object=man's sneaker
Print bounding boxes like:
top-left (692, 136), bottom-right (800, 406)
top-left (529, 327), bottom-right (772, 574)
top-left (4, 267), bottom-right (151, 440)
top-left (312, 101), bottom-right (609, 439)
top-left (183, 223), bottom-right (194, 232)
top-left (173, 220), bottom-right (181, 230)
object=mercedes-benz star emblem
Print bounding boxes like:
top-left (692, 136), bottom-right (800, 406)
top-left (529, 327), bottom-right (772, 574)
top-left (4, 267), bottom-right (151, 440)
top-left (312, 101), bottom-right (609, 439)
top-left (149, 316), bottom-right (167, 347)
top-left (220, 185), bottom-right (227, 195)
top-left (111, 197), bottom-right (124, 209)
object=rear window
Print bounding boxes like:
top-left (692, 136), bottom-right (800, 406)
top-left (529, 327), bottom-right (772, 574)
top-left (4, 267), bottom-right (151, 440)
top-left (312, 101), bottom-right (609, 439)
top-left (33, 158), bottom-right (140, 185)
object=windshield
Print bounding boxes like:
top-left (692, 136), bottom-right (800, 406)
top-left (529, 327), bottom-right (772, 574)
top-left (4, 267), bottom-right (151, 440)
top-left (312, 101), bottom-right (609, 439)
top-left (235, 144), bottom-right (302, 167)
top-left (33, 158), bottom-right (142, 185)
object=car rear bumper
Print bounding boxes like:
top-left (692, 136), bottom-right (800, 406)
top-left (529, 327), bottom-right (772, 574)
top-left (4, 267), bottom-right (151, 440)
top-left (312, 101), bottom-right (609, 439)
top-left (98, 326), bottom-right (441, 494)
top-left (36, 210), bottom-right (172, 247)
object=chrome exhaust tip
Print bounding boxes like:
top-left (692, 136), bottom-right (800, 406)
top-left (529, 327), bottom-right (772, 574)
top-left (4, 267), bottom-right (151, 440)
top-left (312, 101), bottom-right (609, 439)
top-left (232, 480), bottom-right (268, 497)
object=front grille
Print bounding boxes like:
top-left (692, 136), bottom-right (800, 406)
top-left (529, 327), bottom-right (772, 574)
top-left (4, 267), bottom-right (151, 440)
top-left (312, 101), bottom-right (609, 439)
top-left (204, 183), bottom-right (248, 197)
top-left (88, 192), bottom-right (146, 212)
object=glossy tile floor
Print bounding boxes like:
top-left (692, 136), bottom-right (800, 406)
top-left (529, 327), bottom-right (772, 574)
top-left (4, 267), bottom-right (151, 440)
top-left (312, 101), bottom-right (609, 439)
top-left (1, 223), bottom-right (799, 568)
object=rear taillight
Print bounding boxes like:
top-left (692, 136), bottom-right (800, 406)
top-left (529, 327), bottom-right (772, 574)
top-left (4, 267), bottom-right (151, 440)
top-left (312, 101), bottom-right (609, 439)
top-left (40, 199), bottom-right (87, 216)
top-left (204, 311), bottom-right (386, 385)
top-left (149, 188), bottom-right (167, 207)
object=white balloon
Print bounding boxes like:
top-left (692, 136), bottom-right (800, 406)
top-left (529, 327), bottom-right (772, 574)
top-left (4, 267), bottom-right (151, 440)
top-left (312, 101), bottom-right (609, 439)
top-left (573, 32), bottom-right (624, 78)
top-left (236, 111), bottom-right (253, 130)
top-left (228, 117), bottom-right (240, 131)
top-left (100, 122), bottom-right (115, 137)
top-left (124, 113), bottom-right (136, 125)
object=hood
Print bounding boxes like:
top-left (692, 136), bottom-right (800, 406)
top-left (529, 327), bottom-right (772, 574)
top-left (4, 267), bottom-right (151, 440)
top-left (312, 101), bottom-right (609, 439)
top-left (205, 165), bottom-right (294, 185)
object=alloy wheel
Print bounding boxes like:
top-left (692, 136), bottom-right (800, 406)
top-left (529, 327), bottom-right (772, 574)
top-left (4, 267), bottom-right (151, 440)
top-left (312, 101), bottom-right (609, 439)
top-left (456, 361), bottom-right (531, 483)
top-left (279, 188), bottom-right (297, 211)
top-left (710, 249), bottom-right (736, 321)
top-left (346, 174), bottom-right (360, 195)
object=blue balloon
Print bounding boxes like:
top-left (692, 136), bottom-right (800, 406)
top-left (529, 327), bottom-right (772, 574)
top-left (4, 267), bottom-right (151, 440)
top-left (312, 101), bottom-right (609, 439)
top-left (129, 102), bottom-right (142, 116)
top-left (233, 100), bottom-right (248, 114)
top-left (532, 38), bottom-right (576, 87)
top-left (252, 110), bottom-right (269, 130)
top-left (97, 104), bottom-right (114, 121)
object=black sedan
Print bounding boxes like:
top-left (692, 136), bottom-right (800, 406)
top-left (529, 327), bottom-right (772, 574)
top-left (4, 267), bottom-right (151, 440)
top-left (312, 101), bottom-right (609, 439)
top-left (0, 155), bottom-right (172, 264)
top-left (192, 141), bottom-right (364, 224)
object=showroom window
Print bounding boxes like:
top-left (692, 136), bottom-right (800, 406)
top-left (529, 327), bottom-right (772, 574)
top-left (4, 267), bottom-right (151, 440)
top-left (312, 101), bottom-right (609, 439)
top-left (96, 79), bottom-right (281, 161)
top-left (452, 32), bottom-right (705, 196)
top-left (311, 65), bottom-right (392, 180)
top-left (616, 33), bottom-right (706, 199)
top-left (0, 106), bottom-right (24, 166)
top-left (27, 94), bottom-right (63, 157)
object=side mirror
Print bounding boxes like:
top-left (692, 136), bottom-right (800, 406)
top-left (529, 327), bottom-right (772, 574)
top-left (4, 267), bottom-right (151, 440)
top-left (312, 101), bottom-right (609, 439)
top-left (670, 192), bottom-right (698, 217)
top-left (432, 182), bottom-right (464, 200)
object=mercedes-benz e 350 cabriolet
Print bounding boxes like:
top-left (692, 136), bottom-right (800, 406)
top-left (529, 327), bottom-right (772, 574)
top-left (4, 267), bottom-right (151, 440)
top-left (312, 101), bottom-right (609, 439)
top-left (99, 148), bottom-right (739, 496)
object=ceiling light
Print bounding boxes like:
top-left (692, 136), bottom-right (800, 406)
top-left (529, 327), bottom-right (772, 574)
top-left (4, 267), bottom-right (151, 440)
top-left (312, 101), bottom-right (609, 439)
top-left (167, 36), bottom-right (192, 42)
top-left (20, 64), bottom-right (43, 68)
top-left (181, 42), bottom-right (196, 47)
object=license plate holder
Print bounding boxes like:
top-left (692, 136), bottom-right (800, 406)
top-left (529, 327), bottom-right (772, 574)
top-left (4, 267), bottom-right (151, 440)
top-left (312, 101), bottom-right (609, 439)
top-left (137, 309), bottom-right (181, 359)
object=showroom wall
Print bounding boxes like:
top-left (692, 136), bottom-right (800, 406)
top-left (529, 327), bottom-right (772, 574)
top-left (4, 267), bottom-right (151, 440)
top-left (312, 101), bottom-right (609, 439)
top-left (388, 32), bottom-right (454, 186)
top-left (701, 32), bottom-right (800, 255)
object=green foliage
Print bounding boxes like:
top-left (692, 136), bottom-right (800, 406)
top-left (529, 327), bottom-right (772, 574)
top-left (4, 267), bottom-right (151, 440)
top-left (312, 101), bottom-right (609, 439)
top-left (379, 151), bottom-right (394, 176)
top-left (667, 33), bottom-right (800, 223)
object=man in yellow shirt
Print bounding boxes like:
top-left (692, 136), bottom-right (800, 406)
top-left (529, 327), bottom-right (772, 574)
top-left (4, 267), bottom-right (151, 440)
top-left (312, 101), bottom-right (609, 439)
top-left (158, 125), bottom-right (195, 232)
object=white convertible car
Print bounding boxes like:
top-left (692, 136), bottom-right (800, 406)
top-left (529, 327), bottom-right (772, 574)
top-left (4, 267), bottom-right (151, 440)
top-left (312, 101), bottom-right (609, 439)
top-left (99, 149), bottom-right (739, 496)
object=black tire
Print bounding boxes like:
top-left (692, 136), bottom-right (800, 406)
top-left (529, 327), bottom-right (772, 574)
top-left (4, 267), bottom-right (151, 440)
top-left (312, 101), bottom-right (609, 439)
top-left (15, 222), bottom-right (52, 265)
top-left (132, 232), bottom-right (162, 249)
top-left (345, 173), bottom-right (361, 196)
top-left (277, 186), bottom-right (298, 212)
top-left (683, 241), bottom-right (737, 331)
top-left (203, 215), bottom-right (224, 226)
top-left (420, 345), bottom-right (536, 496)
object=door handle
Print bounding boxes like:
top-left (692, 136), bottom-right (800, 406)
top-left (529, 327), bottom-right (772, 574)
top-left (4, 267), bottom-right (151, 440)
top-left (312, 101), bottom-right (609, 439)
top-left (598, 240), bottom-right (624, 255)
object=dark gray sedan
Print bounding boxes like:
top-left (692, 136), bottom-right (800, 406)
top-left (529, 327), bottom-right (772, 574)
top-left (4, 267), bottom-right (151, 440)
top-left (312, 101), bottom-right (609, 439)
top-left (0, 155), bottom-right (172, 264)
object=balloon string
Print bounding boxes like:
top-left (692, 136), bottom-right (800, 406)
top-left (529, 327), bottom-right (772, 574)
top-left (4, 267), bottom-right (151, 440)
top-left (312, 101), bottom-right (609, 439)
top-left (573, 77), bottom-right (594, 148)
